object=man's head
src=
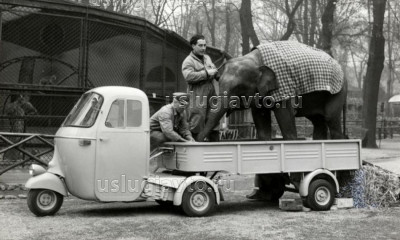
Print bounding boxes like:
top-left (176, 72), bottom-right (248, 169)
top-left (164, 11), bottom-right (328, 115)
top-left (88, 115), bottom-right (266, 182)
top-left (190, 34), bottom-right (206, 56)
top-left (172, 92), bottom-right (190, 114)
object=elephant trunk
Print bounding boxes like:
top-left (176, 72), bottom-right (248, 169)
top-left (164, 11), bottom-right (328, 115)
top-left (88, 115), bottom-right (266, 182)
top-left (197, 100), bottom-right (228, 142)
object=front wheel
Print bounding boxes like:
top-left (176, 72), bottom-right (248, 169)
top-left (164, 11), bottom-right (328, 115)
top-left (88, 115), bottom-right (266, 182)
top-left (181, 182), bottom-right (216, 217)
top-left (27, 189), bottom-right (64, 216)
top-left (306, 179), bottom-right (335, 211)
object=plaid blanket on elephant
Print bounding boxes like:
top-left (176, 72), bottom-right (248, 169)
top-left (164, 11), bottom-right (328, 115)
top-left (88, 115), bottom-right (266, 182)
top-left (256, 41), bottom-right (344, 102)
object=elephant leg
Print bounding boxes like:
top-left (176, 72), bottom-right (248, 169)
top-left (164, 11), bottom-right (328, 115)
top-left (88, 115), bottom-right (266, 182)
top-left (247, 108), bottom-right (272, 199)
top-left (325, 85), bottom-right (346, 139)
top-left (273, 100), bottom-right (297, 140)
top-left (308, 115), bottom-right (328, 140)
top-left (326, 115), bottom-right (343, 139)
top-left (251, 107), bottom-right (271, 140)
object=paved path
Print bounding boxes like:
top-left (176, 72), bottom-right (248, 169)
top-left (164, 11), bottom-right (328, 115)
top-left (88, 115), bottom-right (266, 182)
top-left (362, 137), bottom-right (400, 176)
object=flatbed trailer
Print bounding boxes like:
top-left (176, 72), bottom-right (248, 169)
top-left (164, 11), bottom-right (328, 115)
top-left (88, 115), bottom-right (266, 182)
top-left (144, 139), bottom-right (361, 215)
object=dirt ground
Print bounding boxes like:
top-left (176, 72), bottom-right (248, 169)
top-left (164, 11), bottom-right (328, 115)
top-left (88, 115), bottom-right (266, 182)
top-left (1, 191), bottom-right (400, 240)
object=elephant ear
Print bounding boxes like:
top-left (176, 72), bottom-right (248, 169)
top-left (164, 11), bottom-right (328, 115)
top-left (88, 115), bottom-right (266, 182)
top-left (257, 66), bottom-right (278, 96)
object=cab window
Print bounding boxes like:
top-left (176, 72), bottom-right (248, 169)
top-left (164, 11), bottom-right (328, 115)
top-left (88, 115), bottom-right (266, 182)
top-left (105, 99), bottom-right (125, 128)
top-left (63, 92), bottom-right (103, 127)
top-left (127, 100), bottom-right (142, 127)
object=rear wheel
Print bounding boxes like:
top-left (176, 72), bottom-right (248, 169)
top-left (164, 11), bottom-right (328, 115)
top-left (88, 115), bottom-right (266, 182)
top-left (181, 182), bottom-right (216, 217)
top-left (27, 189), bottom-right (63, 216)
top-left (306, 179), bottom-right (335, 211)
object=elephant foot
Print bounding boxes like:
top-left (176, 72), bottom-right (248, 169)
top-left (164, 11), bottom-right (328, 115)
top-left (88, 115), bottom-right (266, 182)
top-left (246, 189), bottom-right (271, 201)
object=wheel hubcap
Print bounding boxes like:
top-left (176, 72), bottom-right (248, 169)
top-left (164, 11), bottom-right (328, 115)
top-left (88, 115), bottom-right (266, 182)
top-left (190, 190), bottom-right (210, 212)
top-left (37, 190), bottom-right (57, 210)
top-left (315, 186), bottom-right (330, 206)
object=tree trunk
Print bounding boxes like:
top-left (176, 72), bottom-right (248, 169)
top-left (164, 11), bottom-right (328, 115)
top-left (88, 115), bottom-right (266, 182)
top-left (386, 4), bottom-right (393, 116)
top-left (303, 0), bottom-right (309, 44)
top-left (362, 0), bottom-right (386, 148)
top-left (224, 4), bottom-right (232, 52)
top-left (280, 0), bottom-right (305, 41)
top-left (196, 21), bottom-right (203, 35)
top-left (203, 0), bottom-right (217, 46)
top-left (309, 0), bottom-right (317, 46)
top-left (319, 0), bottom-right (337, 56)
top-left (181, 3), bottom-right (192, 39)
top-left (239, 0), bottom-right (259, 55)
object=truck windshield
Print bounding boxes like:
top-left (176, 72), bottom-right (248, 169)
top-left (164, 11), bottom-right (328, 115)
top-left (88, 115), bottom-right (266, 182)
top-left (63, 92), bottom-right (104, 127)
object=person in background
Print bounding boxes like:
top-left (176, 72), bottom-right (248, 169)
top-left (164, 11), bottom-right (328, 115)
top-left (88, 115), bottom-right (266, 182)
top-left (182, 34), bottom-right (220, 142)
top-left (150, 92), bottom-right (195, 152)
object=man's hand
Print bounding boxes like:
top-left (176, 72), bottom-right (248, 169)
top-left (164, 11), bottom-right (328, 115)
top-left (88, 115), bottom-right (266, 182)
top-left (186, 136), bottom-right (196, 142)
top-left (206, 68), bottom-right (218, 77)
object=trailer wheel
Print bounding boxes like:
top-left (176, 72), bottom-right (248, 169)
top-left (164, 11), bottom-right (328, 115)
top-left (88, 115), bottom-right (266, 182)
top-left (181, 182), bottom-right (216, 217)
top-left (306, 179), bottom-right (335, 211)
top-left (27, 189), bottom-right (63, 217)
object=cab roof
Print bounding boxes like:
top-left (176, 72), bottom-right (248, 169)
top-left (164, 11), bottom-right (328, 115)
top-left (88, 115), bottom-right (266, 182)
top-left (89, 86), bottom-right (148, 100)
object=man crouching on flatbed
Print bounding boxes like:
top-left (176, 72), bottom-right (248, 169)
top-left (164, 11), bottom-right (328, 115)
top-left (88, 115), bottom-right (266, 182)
top-left (150, 92), bottom-right (195, 152)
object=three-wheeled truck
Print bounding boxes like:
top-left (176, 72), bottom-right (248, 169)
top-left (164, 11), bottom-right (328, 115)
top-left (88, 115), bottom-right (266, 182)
top-left (25, 86), bottom-right (361, 217)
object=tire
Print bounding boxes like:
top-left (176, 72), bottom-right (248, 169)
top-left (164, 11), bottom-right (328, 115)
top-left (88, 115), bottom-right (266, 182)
top-left (181, 182), bottom-right (216, 217)
top-left (27, 189), bottom-right (63, 217)
top-left (306, 179), bottom-right (335, 211)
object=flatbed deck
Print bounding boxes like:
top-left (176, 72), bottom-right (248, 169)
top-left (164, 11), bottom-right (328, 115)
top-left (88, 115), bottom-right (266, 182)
top-left (159, 139), bottom-right (361, 174)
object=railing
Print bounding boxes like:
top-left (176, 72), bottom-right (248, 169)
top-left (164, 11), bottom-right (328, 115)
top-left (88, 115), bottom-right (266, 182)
top-left (0, 132), bottom-right (54, 175)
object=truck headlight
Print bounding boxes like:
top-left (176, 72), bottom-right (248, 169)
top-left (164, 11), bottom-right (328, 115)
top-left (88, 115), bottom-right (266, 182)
top-left (29, 164), bottom-right (46, 176)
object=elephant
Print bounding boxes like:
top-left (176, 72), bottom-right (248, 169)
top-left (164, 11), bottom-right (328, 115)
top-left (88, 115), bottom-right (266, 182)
top-left (198, 41), bottom-right (347, 142)
top-left (197, 41), bottom-right (347, 201)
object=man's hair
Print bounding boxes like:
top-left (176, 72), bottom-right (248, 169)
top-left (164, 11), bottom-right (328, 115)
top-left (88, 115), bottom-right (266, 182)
top-left (189, 34), bottom-right (205, 46)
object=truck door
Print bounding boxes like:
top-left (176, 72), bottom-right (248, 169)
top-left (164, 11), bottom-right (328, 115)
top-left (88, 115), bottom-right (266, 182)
top-left (95, 98), bottom-right (149, 201)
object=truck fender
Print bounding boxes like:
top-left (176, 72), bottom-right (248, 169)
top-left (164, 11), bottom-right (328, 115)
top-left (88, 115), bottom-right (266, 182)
top-left (173, 176), bottom-right (220, 206)
top-left (299, 169), bottom-right (339, 197)
top-left (25, 172), bottom-right (68, 196)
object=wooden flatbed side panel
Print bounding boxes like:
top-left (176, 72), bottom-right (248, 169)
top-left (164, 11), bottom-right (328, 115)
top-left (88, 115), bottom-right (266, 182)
top-left (283, 143), bottom-right (322, 172)
top-left (167, 145), bottom-right (238, 172)
top-left (239, 144), bottom-right (281, 174)
top-left (324, 142), bottom-right (360, 170)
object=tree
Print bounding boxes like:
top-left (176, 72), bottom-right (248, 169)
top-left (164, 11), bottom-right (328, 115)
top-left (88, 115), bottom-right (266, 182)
top-left (319, 0), bottom-right (338, 56)
top-left (302, 0), bottom-right (309, 44)
top-left (224, 3), bottom-right (232, 52)
top-left (180, 1), bottom-right (195, 39)
top-left (239, 0), bottom-right (260, 55)
top-left (203, 0), bottom-right (217, 46)
top-left (151, 0), bottom-right (168, 26)
top-left (362, 0), bottom-right (387, 148)
top-left (280, 0), bottom-right (304, 40)
top-left (309, 0), bottom-right (317, 46)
